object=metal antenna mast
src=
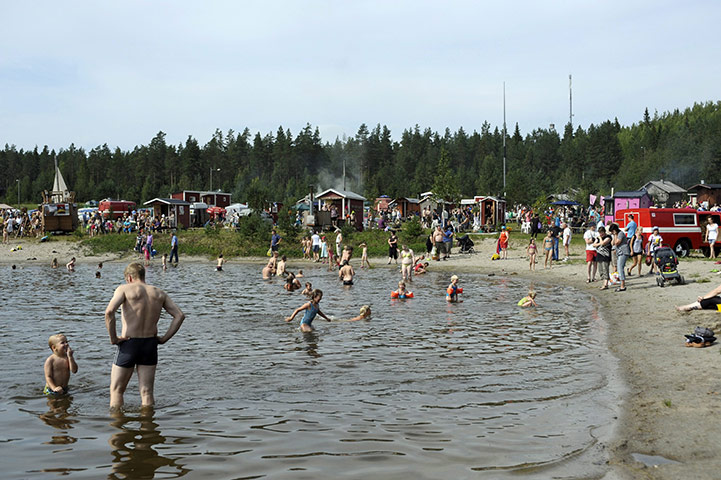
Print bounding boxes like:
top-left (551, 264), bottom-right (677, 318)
top-left (503, 82), bottom-right (507, 198)
top-left (569, 74), bottom-right (574, 129)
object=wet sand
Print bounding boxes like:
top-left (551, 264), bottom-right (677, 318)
top-left (4, 235), bottom-right (721, 478)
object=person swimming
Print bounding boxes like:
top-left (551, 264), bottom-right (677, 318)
top-left (446, 275), bottom-right (462, 302)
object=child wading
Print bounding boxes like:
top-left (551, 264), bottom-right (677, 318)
top-left (286, 289), bottom-right (332, 332)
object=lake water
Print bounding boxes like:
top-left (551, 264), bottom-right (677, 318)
top-left (0, 261), bottom-right (618, 479)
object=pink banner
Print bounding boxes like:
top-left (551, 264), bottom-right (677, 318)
top-left (599, 195), bottom-right (605, 207)
top-left (589, 194), bottom-right (597, 205)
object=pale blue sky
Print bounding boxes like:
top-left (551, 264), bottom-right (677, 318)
top-left (1, 1), bottom-right (719, 150)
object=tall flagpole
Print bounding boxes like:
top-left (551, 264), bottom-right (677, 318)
top-left (503, 82), bottom-right (507, 198)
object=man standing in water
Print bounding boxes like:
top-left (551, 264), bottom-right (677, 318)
top-left (105, 262), bottom-right (185, 409)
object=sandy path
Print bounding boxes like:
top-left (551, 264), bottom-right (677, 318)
top-left (4, 235), bottom-right (721, 478)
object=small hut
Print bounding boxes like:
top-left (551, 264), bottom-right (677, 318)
top-left (389, 197), bottom-right (421, 218)
top-left (316, 188), bottom-right (366, 230)
top-left (144, 198), bottom-right (191, 229)
top-left (687, 183), bottom-right (721, 208)
top-left (473, 196), bottom-right (506, 228)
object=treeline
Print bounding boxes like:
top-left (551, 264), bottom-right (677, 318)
top-left (2, 101), bottom-right (721, 208)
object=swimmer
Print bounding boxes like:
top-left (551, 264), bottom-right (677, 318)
top-left (216, 253), bottom-right (225, 271)
top-left (348, 305), bottom-right (372, 322)
top-left (339, 259), bottom-right (355, 286)
top-left (301, 282), bottom-right (313, 297)
top-left (96, 271), bottom-right (102, 278)
top-left (285, 289), bottom-right (331, 332)
top-left (44, 334), bottom-right (78, 396)
top-left (446, 275), bottom-right (461, 302)
top-left (518, 290), bottom-right (537, 307)
top-left (98, 262), bottom-right (103, 269)
top-left (284, 272), bottom-right (302, 292)
top-left (394, 280), bottom-right (408, 297)
top-left (66, 257), bottom-right (76, 272)
top-left (51, 258), bottom-right (58, 269)
top-left (296, 269), bottom-right (304, 278)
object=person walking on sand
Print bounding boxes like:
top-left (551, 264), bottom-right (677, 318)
top-left (526, 238), bottom-right (537, 271)
top-left (169, 231), bottom-right (179, 265)
top-left (705, 217), bottom-right (718, 259)
top-left (104, 262), bottom-right (185, 408)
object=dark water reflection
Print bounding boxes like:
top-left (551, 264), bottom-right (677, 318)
top-left (0, 262), bottom-right (617, 478)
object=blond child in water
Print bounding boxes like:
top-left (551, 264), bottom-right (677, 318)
top-left (518, 290), bottom-right (537, 307)
top-left (446, 275), bottom-right (461, 302)
top-left (348, 305), bottom-right (371, 321)
top-left (44, 334), bottom-right (78, 395)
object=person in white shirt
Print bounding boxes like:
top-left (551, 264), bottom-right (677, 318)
top-left (584, 224), bottom-right (598, 282)
top-left (311, 231), bottom-right (321, 262)
top-left (706, 217), bottom-right (718, 259)
top-left (562, 222), bottom-right (572, 261)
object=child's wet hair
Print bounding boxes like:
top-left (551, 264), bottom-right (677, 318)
top-left (360, 305), bottom-right (371, 316)
top-left (48, 334), bottom-right (66, 350)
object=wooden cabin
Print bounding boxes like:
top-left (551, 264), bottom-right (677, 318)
top-left (315, 189), bottom-right (366, 230)
top-left (144, 198), bottom-right (191, 229)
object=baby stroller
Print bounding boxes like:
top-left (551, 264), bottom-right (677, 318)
top-left (653, 246), bottom-right (685, 287)
top-left (457, 234), bottom-right (475, 254)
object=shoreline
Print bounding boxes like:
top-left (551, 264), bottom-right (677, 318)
top-left (5, 237), bottom-right (721, 478)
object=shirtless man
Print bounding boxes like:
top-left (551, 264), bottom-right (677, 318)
top-left (104, 262), bottom-right (185, 409)
top-left (338, 260), bottom-right (355, 286)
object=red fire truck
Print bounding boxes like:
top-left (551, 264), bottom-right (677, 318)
top-left (98, 199), bottom-right (137, 220)
top-left (613, 208), bottom-right (721, 257)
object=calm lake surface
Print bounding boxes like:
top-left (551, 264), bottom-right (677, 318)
top-left (0, 261), bottom-right (618, 479)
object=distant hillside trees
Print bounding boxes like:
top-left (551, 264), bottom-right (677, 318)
top-left (2, 101), bottom-right (720, 207)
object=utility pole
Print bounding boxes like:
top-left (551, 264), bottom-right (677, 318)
top-left (503, 82), bottom-right (507, 198)
top-left (569, 74), bottom-right (574, 129)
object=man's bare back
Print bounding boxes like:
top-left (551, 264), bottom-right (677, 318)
top-left (105, 263), bottom-right (184, 408)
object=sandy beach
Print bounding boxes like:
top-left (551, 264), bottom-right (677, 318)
top-left (4, 235), bottom-right (721, 479)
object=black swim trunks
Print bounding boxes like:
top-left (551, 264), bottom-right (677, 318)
top-left (114, 337), bottom-right (159, 368)
top-left (700, 296), bottom-right (721, 310)
top-left (343, 280), bottom-right (354, 286)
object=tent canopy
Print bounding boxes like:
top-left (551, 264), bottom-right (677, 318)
top-left (551, 200), bottom-right (581, 206)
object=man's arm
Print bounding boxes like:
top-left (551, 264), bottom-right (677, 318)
top-left (105, 286), bottom-right (128, 344)
top-left (157, 295), bottom-right (185, 344)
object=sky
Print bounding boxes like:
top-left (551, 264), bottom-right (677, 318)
top-left (1, 0), bottom-right (720, 151)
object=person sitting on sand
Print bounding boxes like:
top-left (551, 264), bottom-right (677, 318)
top-left (676, 283), bottom-right (721, 311)
top-left (518, 290), bottom-right (537, 307)
top-left (347, 305), bottom-right (371, 322)
top-left (285, 289), bottom-right (331, 332)
top-left (414, 261), bottom-right (429, 275)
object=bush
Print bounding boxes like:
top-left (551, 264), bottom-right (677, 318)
top-left (236, 213), bottom-right (272, 238)
top-left (401, 217), bottom-right (424, 242)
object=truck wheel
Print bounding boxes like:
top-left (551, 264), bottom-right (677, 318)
top-left (674, 239), bottom-right (691, 258)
